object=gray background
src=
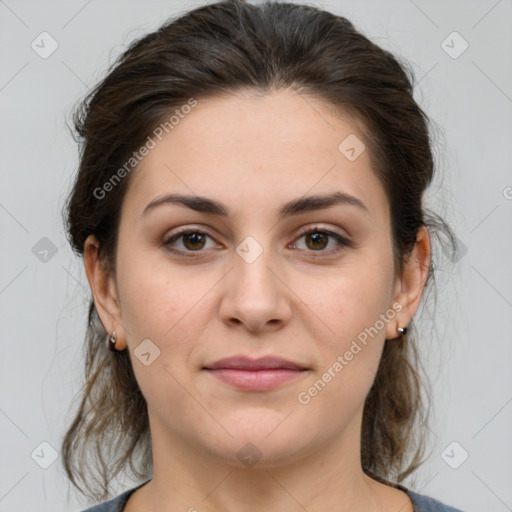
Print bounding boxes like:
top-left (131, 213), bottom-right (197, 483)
top-left (1, 0), bottom-right (511, 510)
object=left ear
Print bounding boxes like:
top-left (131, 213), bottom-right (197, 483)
top-left (386, 225), bottom-right (431, 340)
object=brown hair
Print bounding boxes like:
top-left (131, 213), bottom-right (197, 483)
top-left (61, 0), bottom-right (456, 501)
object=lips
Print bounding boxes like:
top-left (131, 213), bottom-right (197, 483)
top-left (203, 355), bottom-right (308, 371)
top-left (203, 356), bottom-right (309, 391)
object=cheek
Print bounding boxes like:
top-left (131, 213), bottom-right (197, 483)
top-left (316, 281), bottom-right (387, 389)
top-left (116, 268), bottom-right (203, 406)
top-left (310, 263), bottom-right (394, 348)
top-left (116, 253), bottom-right (216, 384)
top-left (117, 275), bottom-right (173, 341)
top-left (116, 246), bottom-right (193, 339)
top-left (295, 271), bottom-right (391, 432)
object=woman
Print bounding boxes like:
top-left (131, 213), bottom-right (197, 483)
top-left (62, 1), bottom-right (463, 510)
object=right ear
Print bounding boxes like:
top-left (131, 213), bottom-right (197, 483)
top-left (83, 234), bottom-right (127, 350)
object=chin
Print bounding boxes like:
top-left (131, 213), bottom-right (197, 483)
top-left (203, 422), bottom-right (314, 469)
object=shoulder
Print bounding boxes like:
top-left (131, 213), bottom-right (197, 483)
top-left (79, 488), bottom-right (132, 512)
top-left (79, 482), bottom-right (149, 512)
top-left (78, 481), bottom-right (465, 512)
top-left (404, 488), bottom-right (465, 512)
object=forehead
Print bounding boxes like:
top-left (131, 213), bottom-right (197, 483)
top-left (121, 90), bottom-right (388, 221)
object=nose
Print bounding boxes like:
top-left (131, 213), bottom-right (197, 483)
top-left (219, 242), bottom-right (292, 334)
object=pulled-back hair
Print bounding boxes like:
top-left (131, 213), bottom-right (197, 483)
top-left (62, 0), bottom-right (456, 501)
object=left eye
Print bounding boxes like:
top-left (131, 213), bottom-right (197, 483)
top-left (291, 228), bottom-right (349, 255)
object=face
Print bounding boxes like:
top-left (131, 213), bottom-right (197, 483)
top-left (87, 90), bottom-right (426, 469)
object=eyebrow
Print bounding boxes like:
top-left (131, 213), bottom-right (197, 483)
top-left (142, 191), bottom-right (369, 220)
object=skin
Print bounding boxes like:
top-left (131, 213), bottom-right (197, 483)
top-left (84, 89), bottom-right (430, 512)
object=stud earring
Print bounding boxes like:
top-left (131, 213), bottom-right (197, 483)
top-left (397, 326), bottom-right (408, 337)
top-left (106, 331), bottom-right (118, 352)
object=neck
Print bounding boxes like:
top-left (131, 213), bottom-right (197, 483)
top-left (134, 408), bottom-right (405, 512)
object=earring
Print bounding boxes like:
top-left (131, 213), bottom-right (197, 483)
top-left (106, 331), bottom-right (118, 352)
top-left (397, 326), bottom-right (408, 337)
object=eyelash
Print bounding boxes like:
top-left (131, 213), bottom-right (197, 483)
top-left (162, 226), bottom-right (351, 258)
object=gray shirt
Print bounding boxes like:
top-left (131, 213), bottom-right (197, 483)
top-left (80, 480), bottom-right (465, 511)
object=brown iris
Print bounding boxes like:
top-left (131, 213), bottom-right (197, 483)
top-left (182, 232), bottom-right (207, 250)
top-left (304, 232), bottom-right (329, 251)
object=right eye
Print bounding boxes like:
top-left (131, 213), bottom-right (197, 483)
top-left (163, 229), bottom-right (219, 256)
